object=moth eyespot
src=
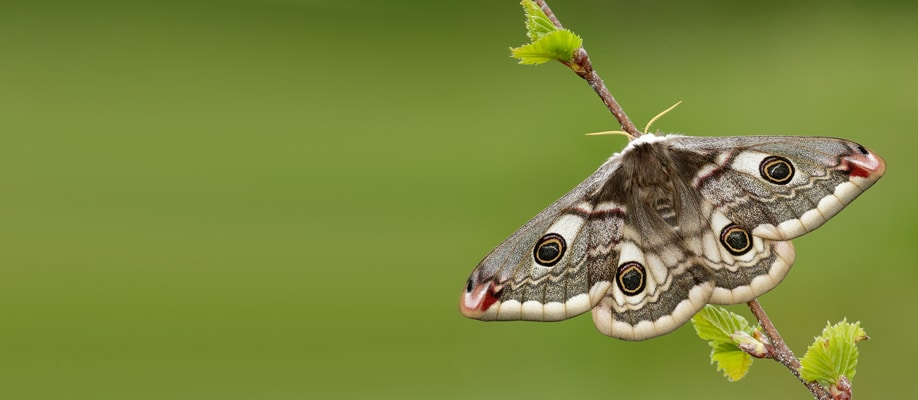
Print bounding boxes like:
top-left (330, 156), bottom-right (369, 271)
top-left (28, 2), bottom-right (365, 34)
top-left (720, 224), bottom-right (752, 255)
top-left (466, 278), bottom-right (474, 293)
top-left (856, 145), bottom-right (869, 155)
top-left (759, 156), bottom-right (795, 185)
top-left (533, 233), bottom-right (566, 267)
top-left (616, 262), bottom-right (646, 296)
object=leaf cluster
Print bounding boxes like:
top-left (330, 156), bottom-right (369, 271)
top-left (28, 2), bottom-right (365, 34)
top-left (692, 305), bottom-right (759, 381)
top-left (510, 0), bottom-right (582, 65)
top-left (800, 319), bottom-right (868, 387)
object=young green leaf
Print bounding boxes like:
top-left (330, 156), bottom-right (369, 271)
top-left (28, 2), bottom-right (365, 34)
top-left (799, 319), bottom-right (868, 387)
top-left (692, 305), bottom-right (760, 382)
top-left (693, 305), bottom-right (754, 342)
top-left (511, 30), bottom-right (583, 65)
top-left (520, 0), bottom-right (556, 40)
top-left (511, 0), bottom-right (583, 65)
top-left (710, 341), bottom-right (755, 382)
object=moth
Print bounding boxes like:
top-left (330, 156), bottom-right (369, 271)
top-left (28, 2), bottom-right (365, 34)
top-left (459, 134), bottom-right (885, 340)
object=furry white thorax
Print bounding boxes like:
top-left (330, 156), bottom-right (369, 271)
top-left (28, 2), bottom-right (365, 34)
top-left (605, 133), bottom-right (683, 163)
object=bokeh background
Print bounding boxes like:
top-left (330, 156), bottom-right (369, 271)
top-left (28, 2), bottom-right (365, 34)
top-left (1, 0), bottom-right (915, 398)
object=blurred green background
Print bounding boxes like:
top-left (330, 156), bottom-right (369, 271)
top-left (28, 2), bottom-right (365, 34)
top-left (1, 0), bottom-right (915, 398)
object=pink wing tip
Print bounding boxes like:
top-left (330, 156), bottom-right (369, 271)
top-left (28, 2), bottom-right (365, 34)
top-left (842, 145), bottom-right (885, 179)
top-left (459, 280), bottom-right (500, 318)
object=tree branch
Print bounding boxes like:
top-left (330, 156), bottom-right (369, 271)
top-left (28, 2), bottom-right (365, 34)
top-left (532, 0), bottom-right (642, 138)
top-left (747, 299), bottom-right (833, 400)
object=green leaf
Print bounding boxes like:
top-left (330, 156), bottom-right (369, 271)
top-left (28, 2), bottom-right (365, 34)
top-left (799, 319), bottom-right (868, 386)
top-left (511, 0), bottom-right (583, 65)
top-left (693, 304), bottom-right (754, 342)
top-left (520, 0), bottom-right (556, 40)
top-left (691, 305), bottom-right (759, 382)
top-left (710, 342), bottom-right (755, 382)
top-left (511, 30), bottom-right (582, 65)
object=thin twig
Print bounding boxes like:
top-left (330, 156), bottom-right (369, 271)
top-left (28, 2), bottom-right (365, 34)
top-left (747, 299), bottom-right (832, 400)
top-left (533, 0), bottom-right (563, 29)
top-left (532, 0), bottom-right (642, 138)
